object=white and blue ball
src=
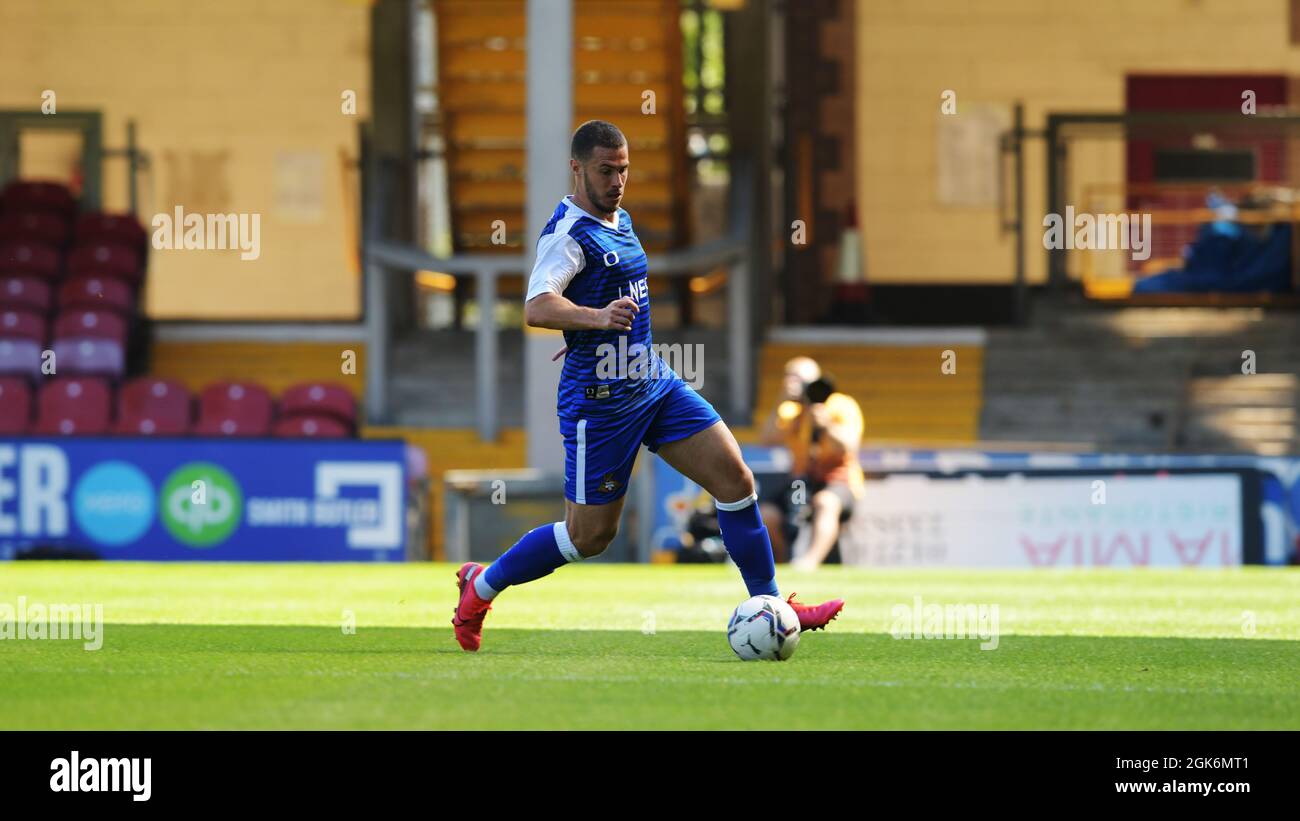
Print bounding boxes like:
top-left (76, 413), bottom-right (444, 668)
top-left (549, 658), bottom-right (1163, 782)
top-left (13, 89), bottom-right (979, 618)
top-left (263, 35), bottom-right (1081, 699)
top-left (727, 594), bottom-right (800, 661)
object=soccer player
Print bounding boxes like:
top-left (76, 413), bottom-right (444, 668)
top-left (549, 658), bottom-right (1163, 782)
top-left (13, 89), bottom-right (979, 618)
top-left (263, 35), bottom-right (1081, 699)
top-left (452, 120), bottom-right (844, 651)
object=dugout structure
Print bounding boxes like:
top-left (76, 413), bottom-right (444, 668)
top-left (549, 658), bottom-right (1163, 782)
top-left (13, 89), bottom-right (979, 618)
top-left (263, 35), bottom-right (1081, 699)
top-left (1001, 108), bottom-right (1300, 310)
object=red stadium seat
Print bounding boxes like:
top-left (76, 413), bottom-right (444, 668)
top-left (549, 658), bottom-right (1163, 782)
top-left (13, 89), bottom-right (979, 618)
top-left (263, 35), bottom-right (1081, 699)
top-left (0, 211), bottom-right (70, 247)
top-left (194, 381), bottom-right (274, 437)
top-left (67, 242), bottom-right (142, 282)
top-left (59, 276), bottom-right (133, 315)
top-left (0, 309), bottom-right (46, 344)
top-left (34, 377), bottom-right (112, 435)
top-left (0, 241), bottom-right (61, 279)
top-left (74, 212), bottom-right (148, 252)
top-left (279, 382), bottom-right (356, 428)
top-left (114, 377), bottom-right (191, 435)
top-left (0, 310), bottom-right (47, 378)
top-left (272, 414), bottom-right (350, 438)
top-left (51, 338), bottom-right (124, 378)
top-left (0, 377), bottom-right (32, 434)
top-left (52, 309), bottom-right (126, 343)
top-left (0, 339), bottom-right (42, 379)
top-left (0, 276), bottom-right (53, 314)
top-left (0, 182), bottom-right (75, 219)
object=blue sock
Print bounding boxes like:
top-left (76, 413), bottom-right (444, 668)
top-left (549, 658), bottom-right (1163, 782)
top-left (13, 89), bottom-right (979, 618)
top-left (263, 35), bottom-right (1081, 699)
top-left (480, 522), bottom-right (583, 598)
top-left (715, 494), bottom-right (780, 598)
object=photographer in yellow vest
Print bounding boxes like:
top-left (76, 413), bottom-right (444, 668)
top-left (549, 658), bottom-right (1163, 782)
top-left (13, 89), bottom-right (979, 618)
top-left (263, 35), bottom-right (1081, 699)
top-left (759, 357), bottom-right (865, 569)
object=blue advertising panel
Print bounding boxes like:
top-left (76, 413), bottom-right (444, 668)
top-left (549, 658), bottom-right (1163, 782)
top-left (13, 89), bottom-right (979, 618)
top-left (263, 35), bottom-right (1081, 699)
top-left (0, 438), bottom-right (407, 561)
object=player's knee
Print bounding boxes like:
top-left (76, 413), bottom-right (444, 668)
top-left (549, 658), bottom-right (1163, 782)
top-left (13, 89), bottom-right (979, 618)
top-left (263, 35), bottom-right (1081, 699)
top-left (719, 463), bottom-right (755, 504)
top-left (570, 519), bottom-right (618, 558)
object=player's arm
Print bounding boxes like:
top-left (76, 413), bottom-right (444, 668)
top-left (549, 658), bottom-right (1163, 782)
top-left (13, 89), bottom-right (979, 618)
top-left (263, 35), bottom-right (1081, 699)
top-left (525, 292), bottom-right (639, 331)
top-left (523, 230), bottom-right (638, 332)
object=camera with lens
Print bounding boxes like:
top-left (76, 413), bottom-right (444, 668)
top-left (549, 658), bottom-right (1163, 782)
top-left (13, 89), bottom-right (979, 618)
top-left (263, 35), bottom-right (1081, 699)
top-left (804, 375), bottom-right (835, 442)
top-left (804, 375), bottom-right (835, 405)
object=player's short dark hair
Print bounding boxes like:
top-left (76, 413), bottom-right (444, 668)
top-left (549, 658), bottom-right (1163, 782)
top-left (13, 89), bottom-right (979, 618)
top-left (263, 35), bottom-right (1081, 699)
top-left (571, 120), bottom-right (627, 162)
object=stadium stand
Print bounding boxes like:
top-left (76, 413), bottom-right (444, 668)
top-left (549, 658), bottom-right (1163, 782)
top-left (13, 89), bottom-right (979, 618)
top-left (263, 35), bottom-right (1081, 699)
top-left (279, 382), bottom-right (357, 431)
top-left (34, 377), bottom-right (113, 435)
top-left (1, 275), bottom-right (54, 313)
top-left (0, 211), bottom-right (70, 247)
top-left (0, 377), bottom-right (32, 434)
top-left (0, 309), bottom-right (45, 344)
top-left (272, 414), bottom-right (352, 438)
top-left (0, 240), bottom-right (61, 278)
top-left (59, 276), bottom-right (134, 315)
top-left (0, 180), bottom-right (360, 441)
top-left (194, 382), bottom-right (277, 437)
top-left (981, 305), bottom-right (1300, 455)
top-left (0, 181), bottom-right (76, 218)
top-left (113, 377), bottom-right (192, 436)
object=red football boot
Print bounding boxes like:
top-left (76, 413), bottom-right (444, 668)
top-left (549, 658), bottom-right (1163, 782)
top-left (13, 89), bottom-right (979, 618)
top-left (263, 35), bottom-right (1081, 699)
top-left (786, 592), bottom-right (844, 632)
top-left (452, 562), bottom-right (493, 651)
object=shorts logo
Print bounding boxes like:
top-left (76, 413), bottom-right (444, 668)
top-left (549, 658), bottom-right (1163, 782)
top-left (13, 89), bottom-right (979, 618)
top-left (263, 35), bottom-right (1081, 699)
top-left (600, 473), bottom-right (621, 493)
top-left (584, 384), bottom-right (611, 400)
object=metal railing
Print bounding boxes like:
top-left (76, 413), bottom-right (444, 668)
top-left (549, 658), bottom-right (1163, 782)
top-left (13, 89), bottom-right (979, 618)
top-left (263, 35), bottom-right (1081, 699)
top-left (364, 234), bottom-right (751, 440)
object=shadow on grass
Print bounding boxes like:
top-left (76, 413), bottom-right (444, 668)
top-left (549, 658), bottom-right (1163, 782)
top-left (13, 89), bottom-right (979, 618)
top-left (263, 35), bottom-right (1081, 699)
top-left (0, 621), bottom-right (1295, 661)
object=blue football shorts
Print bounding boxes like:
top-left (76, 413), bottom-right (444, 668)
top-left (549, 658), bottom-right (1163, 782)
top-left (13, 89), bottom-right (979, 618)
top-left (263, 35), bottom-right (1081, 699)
top-left (560, 378), bottom-right (721, 505)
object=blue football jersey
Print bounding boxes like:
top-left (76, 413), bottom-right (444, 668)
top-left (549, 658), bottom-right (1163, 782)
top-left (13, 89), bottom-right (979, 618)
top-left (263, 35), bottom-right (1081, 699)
top-left (526, 195), bottom-right (676, 419)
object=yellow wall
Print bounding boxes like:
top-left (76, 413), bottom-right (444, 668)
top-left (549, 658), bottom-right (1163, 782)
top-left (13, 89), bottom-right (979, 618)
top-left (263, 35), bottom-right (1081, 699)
top-left (0, 0), bottom-right (369, 318)
top-left (149, 341), bottom-right (366, 397)
top-left (856, 0), bottom-right (1300, 284)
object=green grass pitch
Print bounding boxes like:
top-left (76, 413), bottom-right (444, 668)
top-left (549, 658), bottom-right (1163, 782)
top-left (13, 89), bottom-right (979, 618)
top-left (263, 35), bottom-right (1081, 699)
top-left (1, 562), bottom-right (1297, 729)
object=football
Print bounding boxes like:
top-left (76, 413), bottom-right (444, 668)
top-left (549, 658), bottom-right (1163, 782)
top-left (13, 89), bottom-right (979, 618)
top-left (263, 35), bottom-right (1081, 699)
top-left (727, 594), bottom-right (801, 661)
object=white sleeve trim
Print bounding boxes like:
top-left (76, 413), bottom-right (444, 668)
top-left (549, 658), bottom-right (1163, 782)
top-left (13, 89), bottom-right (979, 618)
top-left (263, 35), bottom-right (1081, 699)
top-left (525, 231), bottom-right (585, 302)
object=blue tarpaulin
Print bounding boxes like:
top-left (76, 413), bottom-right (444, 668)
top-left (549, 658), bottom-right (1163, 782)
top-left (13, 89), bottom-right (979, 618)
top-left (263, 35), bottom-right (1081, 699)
top-left (1134, 196), bottom-right (1294, 294)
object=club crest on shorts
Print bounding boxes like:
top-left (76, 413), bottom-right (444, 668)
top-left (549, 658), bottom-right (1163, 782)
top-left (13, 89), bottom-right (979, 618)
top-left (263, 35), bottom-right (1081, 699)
top-left (599, 473), bottom-right (621, 493)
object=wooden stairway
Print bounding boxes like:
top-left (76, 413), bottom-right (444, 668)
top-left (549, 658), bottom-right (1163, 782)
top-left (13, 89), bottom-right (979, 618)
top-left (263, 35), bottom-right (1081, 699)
top-left (434, 0), bottom-right (689, 253)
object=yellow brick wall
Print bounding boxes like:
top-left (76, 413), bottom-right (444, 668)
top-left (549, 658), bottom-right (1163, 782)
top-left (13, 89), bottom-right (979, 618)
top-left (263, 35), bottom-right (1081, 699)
top-left (857, 0), bottom-right (1300, 284)
top-left (0, 0), bottom-right (369, 319)
top-left (149, 341), bottom-right (366, 398)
